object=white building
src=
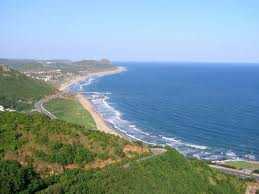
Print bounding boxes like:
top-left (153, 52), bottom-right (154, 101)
top-left (0, 105), bottom-right (4, 111)
top-left (5, 108), bottom-right (15, 112)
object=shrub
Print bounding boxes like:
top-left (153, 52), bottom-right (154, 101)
top-left (74, 145), bottom-right (94, 164)
top-left (0, 160), bottom-right (46, 193)
top-left (36, 143), bottom-right (94, 165)
top-left (42, 149), bottom-right (246, 194)
top-left (35, 150), bottom-right (48, 161)
top-left (97, 152), bottom-right (109, 160)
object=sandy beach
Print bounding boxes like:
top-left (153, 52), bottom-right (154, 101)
top-left (60, 66), bottom-right (126, 136)
top-left (76, 94), bottom-right (120, 136)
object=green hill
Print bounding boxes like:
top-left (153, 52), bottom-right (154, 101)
top-left (40, 150), bottom-right (245, 194)
top-left (0, 111), bottom-right (246, 194)
top-left (0, 65), bottom-right (55, 111)
top-left (70, 59), bottom-right (116, 73)
top-left (45, 97), bottom-right (97, 129)
top-left (0, 58), bottom-right (116, 73)
top-left (0, 112), bottom-right (149, 176)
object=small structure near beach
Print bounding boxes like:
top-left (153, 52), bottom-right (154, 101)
top-left (0, 105), bottom-right (15, 112)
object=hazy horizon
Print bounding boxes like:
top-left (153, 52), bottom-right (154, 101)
top-left (1, 57), bottom-right (259, 65)
top-left (1, 0), bottom-right (259, 63)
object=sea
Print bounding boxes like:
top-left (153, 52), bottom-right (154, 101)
top-left (70, 62), bottom-right (259, 161)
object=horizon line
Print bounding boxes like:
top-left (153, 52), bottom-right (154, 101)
top-left (1, 57), bottom-right (259, 65)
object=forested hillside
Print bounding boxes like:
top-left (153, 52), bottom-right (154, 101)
top-left (0, 112), bottom-right (149, 175)
top-left (0, 65), bottom-right (55, 111)
top-left (0, 112), bottom-right (246, 194)
top-left (41, 149), bottom-right (245, 194)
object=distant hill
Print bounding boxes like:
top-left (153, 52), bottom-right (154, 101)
top-left (66, 59), bottom-right (115, 73)
top-left (0, 65), bottom-right (55, 111)
top-left (0, 58), bottom-right (43, 66)
top-left (0, 58), bottom-right (116, 73)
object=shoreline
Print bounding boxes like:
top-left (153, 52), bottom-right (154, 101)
top-left (60, 66), bottom-right (126, 137)
top-left (58, 66), bottom-right (259, 163)
top-left (59, 66), bottom-right (126, 92)
top-left (76, 93), bottom-right (120, 136)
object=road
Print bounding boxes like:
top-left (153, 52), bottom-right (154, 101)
top-left (34, 93), bottom-right (64, 119)
top-left (123, 149), bottom-right (259, 181)
top-left (123, 148), bottom-right (167, 168)
top-left (210, 164), bottom-right (259, 181)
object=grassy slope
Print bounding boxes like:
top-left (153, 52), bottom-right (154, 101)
top-left (0, 112), bottom-right (149, 176)
top-left (0, 67), bottom-right (54, 111)
top-left (45, 98), bottom-right (96, 129)
top-left (224, 161), bottom-right (259, 171)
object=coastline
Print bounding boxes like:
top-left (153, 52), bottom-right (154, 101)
top-left (75, 93), bottom-right (120, 136)
top-left (58, 66), bottom-right (259, 163)
top-left (60, 66), bottom-right (126, 136)
top-left (59, 66), bottom-right (126, 92)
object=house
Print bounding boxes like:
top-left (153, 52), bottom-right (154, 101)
top-left (0, 105), bottom-right (4, 111)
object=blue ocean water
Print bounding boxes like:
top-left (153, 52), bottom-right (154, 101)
top-left (72, 62), bottom-right (259, 160)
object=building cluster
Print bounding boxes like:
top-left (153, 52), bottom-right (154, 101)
top-left (0, 105), bottom-right (15, 112)
top-left (24, 69), bottom-right (74, 82)
top-left (0, 64), bottom-right (11, 72)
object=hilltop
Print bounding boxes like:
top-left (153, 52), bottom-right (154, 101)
top-left (0, 58), bottom-right (117, 88)
top-left (0, 58), bottom-right (115, 73)
top-left (0, 65), bottom-right (55, 111)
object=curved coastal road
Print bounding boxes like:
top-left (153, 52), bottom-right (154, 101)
top-left (209, 164), bottom-right (259, 181)
top-left (34, 93), bottom-right (63, 119)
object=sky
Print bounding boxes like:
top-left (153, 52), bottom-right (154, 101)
top-left (1, 0), bottom-right (259, 62)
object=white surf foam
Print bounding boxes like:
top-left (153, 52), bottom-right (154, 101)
top-left (72, 77), bottom-right (253, 161)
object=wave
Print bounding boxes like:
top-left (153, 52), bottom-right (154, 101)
top-left (161, 136), bottom-right (208, 150)
top-left (71, 76), bottom-right (256, 161)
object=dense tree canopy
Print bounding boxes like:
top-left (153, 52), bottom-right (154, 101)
top-left (0, 160), bottom-right (46, 194)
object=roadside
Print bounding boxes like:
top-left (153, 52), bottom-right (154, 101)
top-left (123, 147), bottom-right (167, 168)
top-left (44, 95), bottom-right (96, 129)
top-left (34, 93), bottom-right (61, 119)
top-left (209, 164), bottom-right (259, 181)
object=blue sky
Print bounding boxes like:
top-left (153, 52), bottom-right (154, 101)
top-left (1, 0), bottom-right (259, 62)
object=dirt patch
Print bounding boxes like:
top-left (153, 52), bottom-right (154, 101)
top-left (150, 147), bottom-right (167, 155)
top-left (65, 163), bottom-right (79, 170)
top-left (4, 147), bottom-right (34, 166)
top-left (123, 144), bottom-right (149, 154)
top-left (4, 151), bottom-right (18, 161)
top-left (86, 158), bottom-right (116, 170)
top-left (246, 182), bottom-right (259, 194)
top-left (33, 160), bottom-right (64, 176)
